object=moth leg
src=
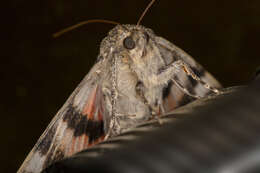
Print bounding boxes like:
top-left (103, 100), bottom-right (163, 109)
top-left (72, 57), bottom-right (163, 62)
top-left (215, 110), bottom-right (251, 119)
top-left (106, 116), bottom-right (120, 139)
top-left (102, 87), bottom-right (118, 139)
top-left (174, 60), bottom-right (220, 94)
top-left (157, 60), bottom-right (220, 98)
top-left (171, 77), bottom-right (202, 98)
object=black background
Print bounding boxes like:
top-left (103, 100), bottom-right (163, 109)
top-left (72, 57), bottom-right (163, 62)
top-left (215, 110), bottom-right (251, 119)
top-left (2, 0), bottom-right (260, 172)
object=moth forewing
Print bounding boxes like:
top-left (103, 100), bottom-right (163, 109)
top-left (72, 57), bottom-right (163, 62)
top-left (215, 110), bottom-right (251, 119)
top-left (155, 36), bottom-right (221, 88)
top-left (152, 36), bottom-right (221, 109)
top-left (17, 58), bottom-right (110, 173)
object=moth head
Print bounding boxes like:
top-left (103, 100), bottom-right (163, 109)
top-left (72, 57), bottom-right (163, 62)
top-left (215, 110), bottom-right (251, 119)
top-left (117, 25), bottom-right (165, 74)
top-left (100, 25), bottom-right (165, 76)
top-left (121, 27), bottom-right (151, 59)
top-left (100, 25), bottom-right (151, 57)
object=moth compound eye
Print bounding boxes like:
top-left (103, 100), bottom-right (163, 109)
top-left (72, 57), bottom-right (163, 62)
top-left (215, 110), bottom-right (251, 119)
top-left (123, 36), bottom-right (135, 50)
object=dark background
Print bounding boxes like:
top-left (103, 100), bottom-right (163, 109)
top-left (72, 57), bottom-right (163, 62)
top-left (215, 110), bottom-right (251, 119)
top-left (2, 0), bottom-right (260, 172)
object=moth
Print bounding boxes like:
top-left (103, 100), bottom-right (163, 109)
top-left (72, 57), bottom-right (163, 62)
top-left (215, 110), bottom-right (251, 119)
top-left (18, 1), bottom-right (221, 173)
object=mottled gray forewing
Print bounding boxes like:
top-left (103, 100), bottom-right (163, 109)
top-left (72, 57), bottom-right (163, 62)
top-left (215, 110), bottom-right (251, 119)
top-left (155, 36), bottom-right (222, 111)
top-left (17, 58), bottom-right (110, 173)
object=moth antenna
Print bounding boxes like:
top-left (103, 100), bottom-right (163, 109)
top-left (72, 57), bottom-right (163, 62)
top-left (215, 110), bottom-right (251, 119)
top-left (137, 0), bottom-right (156, 25)
top-left (53, 19), bottom-right (120, 38)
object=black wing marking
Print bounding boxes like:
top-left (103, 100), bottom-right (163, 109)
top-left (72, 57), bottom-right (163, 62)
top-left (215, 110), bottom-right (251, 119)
top-left (17, 59), bottom-right (110, 173)
top-left (155, 36), bottom-right (222, 111)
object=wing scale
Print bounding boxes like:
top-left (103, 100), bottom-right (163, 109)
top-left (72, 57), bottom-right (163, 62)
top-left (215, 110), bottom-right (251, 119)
top-left (18, 60), bottom-right (109, 173)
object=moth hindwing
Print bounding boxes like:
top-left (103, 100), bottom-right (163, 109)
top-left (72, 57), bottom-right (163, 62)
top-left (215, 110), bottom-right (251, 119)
top-left (18, 24), bottom-right (221, 173)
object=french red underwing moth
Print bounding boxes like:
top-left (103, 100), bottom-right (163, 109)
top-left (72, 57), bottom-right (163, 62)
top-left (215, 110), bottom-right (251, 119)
top-left (17, 1), bottom-right (221, 172)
